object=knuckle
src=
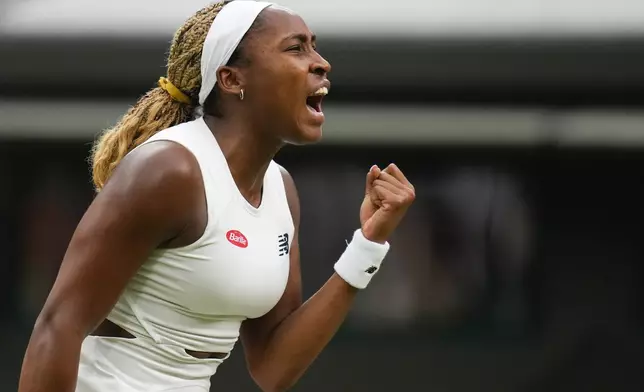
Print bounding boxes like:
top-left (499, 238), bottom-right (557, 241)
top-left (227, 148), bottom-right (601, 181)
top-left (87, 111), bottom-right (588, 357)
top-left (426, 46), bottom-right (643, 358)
top-left (401, 188), bottom-right (415, 202)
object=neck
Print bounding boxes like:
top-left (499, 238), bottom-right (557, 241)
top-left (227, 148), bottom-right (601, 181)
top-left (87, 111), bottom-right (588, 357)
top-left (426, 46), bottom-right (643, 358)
top-left (202, 113), bottom-right (282, 204)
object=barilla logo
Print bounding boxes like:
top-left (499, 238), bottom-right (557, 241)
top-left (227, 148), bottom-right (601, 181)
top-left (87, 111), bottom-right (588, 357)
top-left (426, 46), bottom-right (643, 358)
top-left (226, 230), bottom-right (248, 248)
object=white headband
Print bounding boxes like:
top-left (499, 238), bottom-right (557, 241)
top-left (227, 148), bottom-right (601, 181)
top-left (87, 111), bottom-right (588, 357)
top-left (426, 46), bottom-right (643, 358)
top-left (198, 0), bottom-right (274, 106)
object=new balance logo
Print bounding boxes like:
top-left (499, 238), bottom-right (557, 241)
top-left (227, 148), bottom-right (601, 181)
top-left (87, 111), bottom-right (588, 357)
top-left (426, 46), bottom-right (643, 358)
top-left (278, 233), bottom-right (289, 256)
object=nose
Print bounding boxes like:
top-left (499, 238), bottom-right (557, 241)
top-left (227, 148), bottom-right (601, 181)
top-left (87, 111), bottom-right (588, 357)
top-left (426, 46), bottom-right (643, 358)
top-left (311, 53), bottom-right (331, 76)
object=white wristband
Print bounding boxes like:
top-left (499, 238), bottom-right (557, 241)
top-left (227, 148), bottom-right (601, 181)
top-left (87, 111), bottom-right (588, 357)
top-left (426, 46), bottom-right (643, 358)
top-left (334, 229), bottom-right (390, 289)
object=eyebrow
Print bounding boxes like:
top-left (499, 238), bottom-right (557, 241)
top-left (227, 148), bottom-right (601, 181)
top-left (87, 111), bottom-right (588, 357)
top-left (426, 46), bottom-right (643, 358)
top-left (282, 33), bottom-right (316, 44)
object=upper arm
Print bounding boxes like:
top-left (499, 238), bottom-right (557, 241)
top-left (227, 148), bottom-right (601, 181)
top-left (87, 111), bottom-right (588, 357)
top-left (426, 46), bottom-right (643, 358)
top-left (280, 166), bottom-right (301, 230)
top-left (35, 141), bottom-right (205, 339)
top-left (275, 165), bottom-right (302, 310)
top-left (240, 165), bottom-right (302, 364)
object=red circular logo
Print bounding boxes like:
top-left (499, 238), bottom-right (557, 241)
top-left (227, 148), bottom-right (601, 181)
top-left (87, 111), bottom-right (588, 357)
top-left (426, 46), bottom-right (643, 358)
top-left (226, 230), bottom-right (248, 248)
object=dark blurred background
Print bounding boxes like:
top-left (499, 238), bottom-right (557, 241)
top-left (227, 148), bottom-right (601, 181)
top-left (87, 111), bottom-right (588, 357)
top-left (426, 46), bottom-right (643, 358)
top-left (1, 1), bottom-right (644, 391)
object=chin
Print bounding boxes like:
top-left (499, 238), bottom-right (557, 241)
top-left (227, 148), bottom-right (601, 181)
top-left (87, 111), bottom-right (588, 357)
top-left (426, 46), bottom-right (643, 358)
top-left (286, 124), bottom-right (323, 145)
top-left (300, 126), bottom-right (323, 144)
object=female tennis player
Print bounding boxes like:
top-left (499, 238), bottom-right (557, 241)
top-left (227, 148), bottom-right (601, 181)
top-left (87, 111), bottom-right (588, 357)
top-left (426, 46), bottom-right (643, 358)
top-left (18, 1), bottom-right (415, 391)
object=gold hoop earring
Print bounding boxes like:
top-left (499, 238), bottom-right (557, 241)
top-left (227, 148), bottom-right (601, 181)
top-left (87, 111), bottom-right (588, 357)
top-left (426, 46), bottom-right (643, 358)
top-left (239, 89), bottom-right (245, 101)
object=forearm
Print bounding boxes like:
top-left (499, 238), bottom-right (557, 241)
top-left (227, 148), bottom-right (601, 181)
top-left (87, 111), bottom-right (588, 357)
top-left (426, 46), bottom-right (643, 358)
top-left (19, 321), bottom-right (83, 392)
top-left (255, 273), bottom-right (357, 391)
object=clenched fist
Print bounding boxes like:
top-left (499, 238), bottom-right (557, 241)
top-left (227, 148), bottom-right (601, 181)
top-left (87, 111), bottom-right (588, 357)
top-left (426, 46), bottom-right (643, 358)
top-left (360, 164), bottom-right (415, 244)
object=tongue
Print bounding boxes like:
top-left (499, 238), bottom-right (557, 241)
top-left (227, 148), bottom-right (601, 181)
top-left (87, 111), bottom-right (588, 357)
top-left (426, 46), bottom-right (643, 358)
top-left (307, 97), bottom-right (320, 112)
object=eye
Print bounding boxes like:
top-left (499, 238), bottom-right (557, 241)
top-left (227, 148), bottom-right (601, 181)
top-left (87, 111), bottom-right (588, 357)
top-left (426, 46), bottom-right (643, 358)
top-left (287, 44), bottom-right (303, 52)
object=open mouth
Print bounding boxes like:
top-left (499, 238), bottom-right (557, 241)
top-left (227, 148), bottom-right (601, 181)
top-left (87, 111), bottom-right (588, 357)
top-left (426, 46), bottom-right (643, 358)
top-left (306, 86), bottom-right (328, 113)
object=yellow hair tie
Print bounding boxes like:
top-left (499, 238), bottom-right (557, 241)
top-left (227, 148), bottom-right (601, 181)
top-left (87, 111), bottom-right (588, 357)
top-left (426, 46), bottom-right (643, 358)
top-left (158, 77), bottom-right (192, 105)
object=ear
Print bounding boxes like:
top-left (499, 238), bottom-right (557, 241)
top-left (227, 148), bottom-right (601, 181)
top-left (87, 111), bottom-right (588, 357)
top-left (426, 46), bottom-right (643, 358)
top-left (216, 66), bottom-right (246, 97)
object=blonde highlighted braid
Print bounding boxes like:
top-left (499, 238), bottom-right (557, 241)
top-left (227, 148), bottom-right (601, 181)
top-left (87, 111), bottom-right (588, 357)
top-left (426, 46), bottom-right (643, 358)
top-left (90, 2), bottom-right (228, 191)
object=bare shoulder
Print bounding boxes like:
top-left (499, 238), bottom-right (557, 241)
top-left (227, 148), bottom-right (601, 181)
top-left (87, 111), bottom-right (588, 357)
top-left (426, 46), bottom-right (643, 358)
top-left (106, 140), bottom-right (202, 196)
top-left (96, 140), bottom-right (206, 245)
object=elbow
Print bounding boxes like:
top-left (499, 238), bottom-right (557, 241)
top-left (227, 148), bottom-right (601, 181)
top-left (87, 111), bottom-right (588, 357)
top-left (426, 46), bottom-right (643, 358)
top-left (20, 310), bottom-right (85, 392)
top-left (30, 307), bottom-right (84, 349)
top-left (255, 379), bottom-right (295, 392)
top-left (22, 313), bottom-right (64, 366)
top-left (250, 364), bottom-right (300, 392)
top-left (30, 311), bottom-right (58, 345)
top-left (33, 308), bottom-right (66, 336)
top-left (26, 319), bottom-right (56, 359)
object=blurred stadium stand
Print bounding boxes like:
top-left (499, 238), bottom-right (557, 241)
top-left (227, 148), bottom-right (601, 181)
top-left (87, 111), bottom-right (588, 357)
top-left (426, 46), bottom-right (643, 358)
top-left (1, 1), bottom-right (643, 391)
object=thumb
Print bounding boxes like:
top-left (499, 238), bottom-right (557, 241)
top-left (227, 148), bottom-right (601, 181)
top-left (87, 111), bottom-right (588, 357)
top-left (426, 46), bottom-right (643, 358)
top-left (365, 165), bottom-right (381, 195)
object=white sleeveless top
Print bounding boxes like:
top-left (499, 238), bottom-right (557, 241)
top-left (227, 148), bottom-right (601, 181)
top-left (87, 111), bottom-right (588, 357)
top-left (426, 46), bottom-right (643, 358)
top-left (77, 117), bottom-right (294, 391)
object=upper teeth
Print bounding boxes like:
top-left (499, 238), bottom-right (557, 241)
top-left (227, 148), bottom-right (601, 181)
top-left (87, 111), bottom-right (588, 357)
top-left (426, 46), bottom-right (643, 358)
top-left (312, 87), bottom-right (328, 96)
